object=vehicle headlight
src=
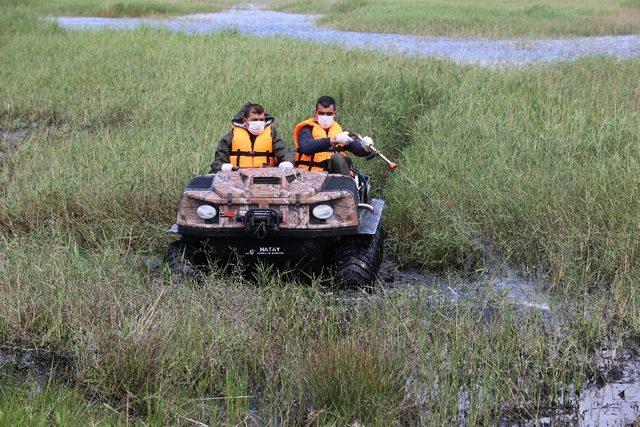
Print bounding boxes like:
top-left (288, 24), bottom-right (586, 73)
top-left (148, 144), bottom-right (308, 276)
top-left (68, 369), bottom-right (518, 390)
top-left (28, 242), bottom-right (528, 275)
top-left (196, 205), bottom-right (217, 220)
top-left (312, 204), bottom-right (333, 220)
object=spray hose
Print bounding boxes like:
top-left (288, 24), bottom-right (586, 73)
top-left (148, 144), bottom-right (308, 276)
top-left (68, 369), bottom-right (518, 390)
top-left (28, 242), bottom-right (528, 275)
top-left (369, 145), bottom-right (504, 269)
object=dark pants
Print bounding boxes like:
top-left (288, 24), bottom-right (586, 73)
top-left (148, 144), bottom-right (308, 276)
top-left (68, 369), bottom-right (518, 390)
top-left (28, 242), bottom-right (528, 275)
top-left (326, 153), bottom-right (350, 175)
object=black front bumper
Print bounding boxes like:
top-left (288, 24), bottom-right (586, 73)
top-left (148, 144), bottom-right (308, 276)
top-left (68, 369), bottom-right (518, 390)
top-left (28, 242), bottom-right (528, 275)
top-left (176, 224), bottom-right (359, 238)
top-left (181, 234), bottom-right (337, 267)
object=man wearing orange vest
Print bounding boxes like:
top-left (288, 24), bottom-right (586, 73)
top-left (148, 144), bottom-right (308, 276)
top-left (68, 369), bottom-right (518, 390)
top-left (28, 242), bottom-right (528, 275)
top-left (210, 103), bottom-right (294, 173)
top-left (293, 96), bottom-right (373, 175)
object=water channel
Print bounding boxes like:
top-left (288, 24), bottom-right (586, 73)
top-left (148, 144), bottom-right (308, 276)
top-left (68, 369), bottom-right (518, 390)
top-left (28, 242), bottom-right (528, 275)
top-left (52, 5), bottom-right (640, 66)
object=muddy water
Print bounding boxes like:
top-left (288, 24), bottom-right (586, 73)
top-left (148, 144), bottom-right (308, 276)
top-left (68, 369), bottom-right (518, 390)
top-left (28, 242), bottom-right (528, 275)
top-left (377, 259), bottom-right (551, 313)
top-left (2, 345), bottom-right (637, 425)
top-left (376, 260), bottom-right (640, 425)
top-left (51, 6), bottom-right (640, 66)
top-left (0, 129), bottom-right (28, 141)
top-left (575, 348), bottom-right (640, 425)
top-left (530, 346), bottom-right (640, 425)
top-left (0, 128), bottom-right (28, 161)
top-left (0, 347), bottom-right (71, 388)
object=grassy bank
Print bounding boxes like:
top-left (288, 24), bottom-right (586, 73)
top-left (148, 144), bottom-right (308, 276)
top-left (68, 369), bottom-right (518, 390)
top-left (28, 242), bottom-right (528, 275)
top-left (1, 4), bottom-right (639, 425)
top-left (1, 0), bottom-right (237, 18)
top-left (273, 0), bottom-right (640, 38)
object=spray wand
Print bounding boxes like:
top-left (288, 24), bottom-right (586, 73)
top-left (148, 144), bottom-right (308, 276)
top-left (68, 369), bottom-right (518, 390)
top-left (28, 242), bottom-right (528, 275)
top-left (364, 139), bottom-right (505, 270)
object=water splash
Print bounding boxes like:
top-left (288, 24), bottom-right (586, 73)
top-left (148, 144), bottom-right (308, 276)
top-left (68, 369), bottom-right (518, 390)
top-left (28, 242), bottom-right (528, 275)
top-left (378, 258), bottom-right (551, 313)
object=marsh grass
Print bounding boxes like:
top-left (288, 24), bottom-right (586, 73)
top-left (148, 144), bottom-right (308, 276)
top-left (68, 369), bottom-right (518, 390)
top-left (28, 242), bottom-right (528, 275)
top-left (272, 0), bottom-right (640, 38)
top-left (0, 229), bottom-right (607, 424)
top-left (385, 61), bottom-right (640, 293)
top-left (0, 376), bottom-right (121, 425)
top-left (1, 2), bottom-right (639, 424)
top-left (305, 339), bottom-right (407, 423)
top-left (2, 0), bottom-right (238, 18)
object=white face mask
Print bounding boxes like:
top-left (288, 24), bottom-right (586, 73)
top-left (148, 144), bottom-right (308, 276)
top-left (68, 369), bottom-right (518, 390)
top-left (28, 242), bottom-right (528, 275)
top-left (247, 120), bottom-right (266, 136)
top-left (317, 115), bottom-right (334, 129)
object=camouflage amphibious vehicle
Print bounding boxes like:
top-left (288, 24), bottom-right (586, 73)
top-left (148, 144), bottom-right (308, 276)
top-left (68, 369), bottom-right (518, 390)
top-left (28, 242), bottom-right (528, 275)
top-left (166, 167), bottom-right (384, 287)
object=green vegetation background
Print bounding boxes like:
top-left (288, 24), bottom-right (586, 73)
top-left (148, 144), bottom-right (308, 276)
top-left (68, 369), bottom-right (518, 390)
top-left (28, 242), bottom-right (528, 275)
top-left (6, 0), bottom-right (640, 37)
top-left (1, 1), bottom-right (639, 425)
top-left (273, 0), bottom-right (640, 38)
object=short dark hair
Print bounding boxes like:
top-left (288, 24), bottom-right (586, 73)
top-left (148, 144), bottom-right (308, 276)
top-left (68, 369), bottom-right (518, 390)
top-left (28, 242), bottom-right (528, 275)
top-left (316, 96), bottom-right (336, 110)
top-left (243, 103), bottom-right (264, 117)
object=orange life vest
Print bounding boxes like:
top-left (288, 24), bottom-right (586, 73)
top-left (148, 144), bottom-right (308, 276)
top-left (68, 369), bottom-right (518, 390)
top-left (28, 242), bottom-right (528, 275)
top-left (230, 126), bottom-right (276, 168)
top-left (293, 118), bottom-right (346, 172)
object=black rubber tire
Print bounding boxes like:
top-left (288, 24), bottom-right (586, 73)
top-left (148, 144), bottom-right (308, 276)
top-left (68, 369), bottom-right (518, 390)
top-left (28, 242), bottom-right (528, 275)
top-left (165, 240), bottom-right (203, 282)
top-left (333, 223), bottom-right (384, 288)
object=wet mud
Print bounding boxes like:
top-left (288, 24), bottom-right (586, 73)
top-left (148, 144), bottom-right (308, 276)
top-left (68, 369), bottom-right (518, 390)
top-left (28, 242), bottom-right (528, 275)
top-left (140, 247), bottom-right (640, 424)
top-left (0, 346), bottom-right (72, 388)
top-left (572, 346), bottom-right (640, 425)
top-left (51, 6), bottom-right (640, 66)
top-left (0, 128), bottom-right (28, 162)
top-left (527, 344), bottom-right (640, 426)
top-left (365, 258), bottom-right (640, 425)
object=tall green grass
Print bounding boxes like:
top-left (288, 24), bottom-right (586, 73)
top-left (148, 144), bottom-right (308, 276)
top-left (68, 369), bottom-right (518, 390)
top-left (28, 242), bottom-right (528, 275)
top-left (1, 0), bottom-right (237, 17)
top-left (0, 228), bottom-right (608, 424)
top-left (1, 3), bottom-right (639, 424)
top-left (273, 0), bottom-right (640, 38)
top-left (0, 377), bottom-right (122, 425)
top-left (386, 62), bottom-right (639, 276)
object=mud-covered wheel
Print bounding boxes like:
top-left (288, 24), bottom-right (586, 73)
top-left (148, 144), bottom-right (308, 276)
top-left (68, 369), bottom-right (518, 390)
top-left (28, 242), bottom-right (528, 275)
top-left (165, 240), bottom-right (203, 281)
top-left (333, 223), bottom-right (384, 288)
